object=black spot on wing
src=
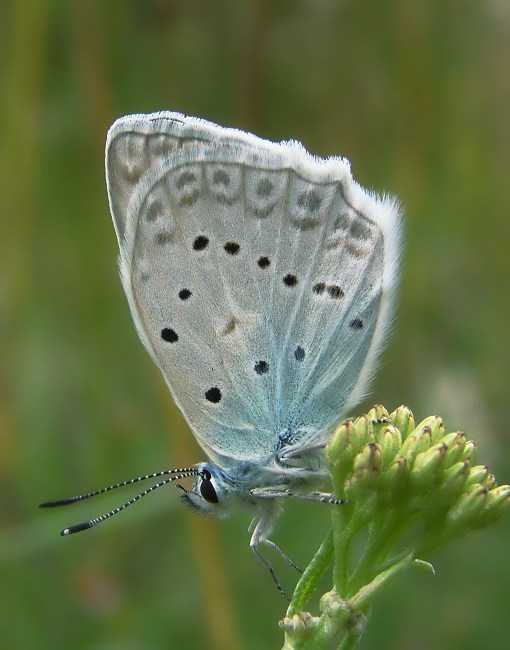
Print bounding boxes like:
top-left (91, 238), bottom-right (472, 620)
top-left (258, 256), bottom-right (270, 269)
top-left (205, 387), bottom-right (222, 403)
top-left (294, 346), bottom-right (305, 361)
top-left (179, 288), bottom-right (192, 300)
top-left (254, 360), bottom-right (269, 375)
top-left (283, 274), bottom-right (298, 287)
top-left (328, 285), bottom-right (344, 299)
top-left (312, 281), bottom-right (344, 299)
top-left (350, 318), bottom-right (364, 329)
top-left (224, 241), bottom-right (240, 255)
top-left (161, 328), bottom-right (178, 343)
top-left (193, 235), bottom-right (209, 251)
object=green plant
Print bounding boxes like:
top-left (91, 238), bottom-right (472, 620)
top-left (280, 405), bottom-right (510, 649)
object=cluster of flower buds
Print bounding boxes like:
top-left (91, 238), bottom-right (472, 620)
top-left (326, 405), bottom-right (510, 542)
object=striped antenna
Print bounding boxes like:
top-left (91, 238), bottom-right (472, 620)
top-left (39, 468), bottom-right (198, 536)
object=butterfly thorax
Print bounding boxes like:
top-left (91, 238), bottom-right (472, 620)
top-left (181, 446), bottom-right (328, 519)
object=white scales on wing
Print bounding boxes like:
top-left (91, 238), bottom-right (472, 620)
top-left (106, 113), bottom-right (400, 472)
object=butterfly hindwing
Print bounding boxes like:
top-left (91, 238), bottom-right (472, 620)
top-left (106, 112), bottom-right (401, 465)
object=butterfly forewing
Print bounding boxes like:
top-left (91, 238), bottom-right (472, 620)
top-left (106, 112), bottom-right (401, 465)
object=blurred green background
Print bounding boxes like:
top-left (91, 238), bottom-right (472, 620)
top-left (1, 1), bottom-right (509, 649)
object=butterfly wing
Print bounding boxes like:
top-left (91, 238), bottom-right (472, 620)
top-left (105, 112), bottom-right (401, 465)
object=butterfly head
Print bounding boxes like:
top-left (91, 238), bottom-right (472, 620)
top-left (179, 463), bottom-right (237, 517)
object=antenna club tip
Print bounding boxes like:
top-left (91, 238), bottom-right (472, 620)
top-left (38, 498), bottom-right (75, 508)
top-left (62, 521), bottom-right (95, 535)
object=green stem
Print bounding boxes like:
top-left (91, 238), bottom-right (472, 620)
top-left (349, 552), bottom-right (415, 610)
top-left (337, 627), bottom-right (364, 650)
top-left (345, 513), bottom-right (387, 596)
top-left (347, 507), bottom-right (415, 594)
top-left (332, 499), bottom-right (372, 595)
top-left (287, 528), bottom-right (334, 616)
top-left (282, 550), bottom-right (416, 650)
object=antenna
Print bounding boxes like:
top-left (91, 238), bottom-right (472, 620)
top-left (39, 467), bottom-right (198, 535)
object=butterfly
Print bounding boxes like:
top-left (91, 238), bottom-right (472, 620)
top-left (41, 112), bottom-right (401, 595)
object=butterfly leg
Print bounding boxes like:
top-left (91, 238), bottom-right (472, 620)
top-left (251, 486), bottom-right (348, 506)
top-left (251, 544), bottom-right (289, 600)
top-left (261, 538), bottom-right (302, 573)
top-left (249, 514), bottom-right (289, 599)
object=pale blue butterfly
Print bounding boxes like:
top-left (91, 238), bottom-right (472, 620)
top-left (41, 112), bottom-right (401, 594)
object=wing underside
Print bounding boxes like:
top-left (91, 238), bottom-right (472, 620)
top-left (106, 113), bottom-right (401, 465)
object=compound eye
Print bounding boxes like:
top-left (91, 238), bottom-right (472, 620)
top-left (199, 471), bottom-right (219, 504)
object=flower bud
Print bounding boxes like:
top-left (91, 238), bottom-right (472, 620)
top-left (351, 415), bottom-right (373, 454)
top-left (464, 465), bottom-right (489, 489)
top-left (414, 416), bottom-right (441, 436)
top-left (460, 440), bottom-right (477, 464)
top-left (440, 432), bottom-right (467, 468)
top-left (348, 442), bottom-right (383, 495)
top-left (482, 473), bottom-right (497, 490)
top-left (446, 484), bottom-right (488, 531)
top-left (327, 420), bottom-right (353, 463)
top-left (422, 416), bottom-right (445, 444)
top-left (400, 424), bottom-right (432, 465)
top-left (326, 420), bottom-right (357, 493)
top-left (379, 456), bottom-right (408, 503)
top-left (378, 425), bottom-right (402, 467)
top-left (472, 485), bottom-right (510, 528)
top-left (390, 405), bottom-right (415, 440)
top-left (409, 443), bottom-right (447, 492)
top-left (367, 404), bottom-right (390, 424)
top-left (435, 461), bottom-right (470, 506)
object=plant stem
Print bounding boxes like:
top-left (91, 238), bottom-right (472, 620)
top-left (287, 528), bottom-right (334, 616)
